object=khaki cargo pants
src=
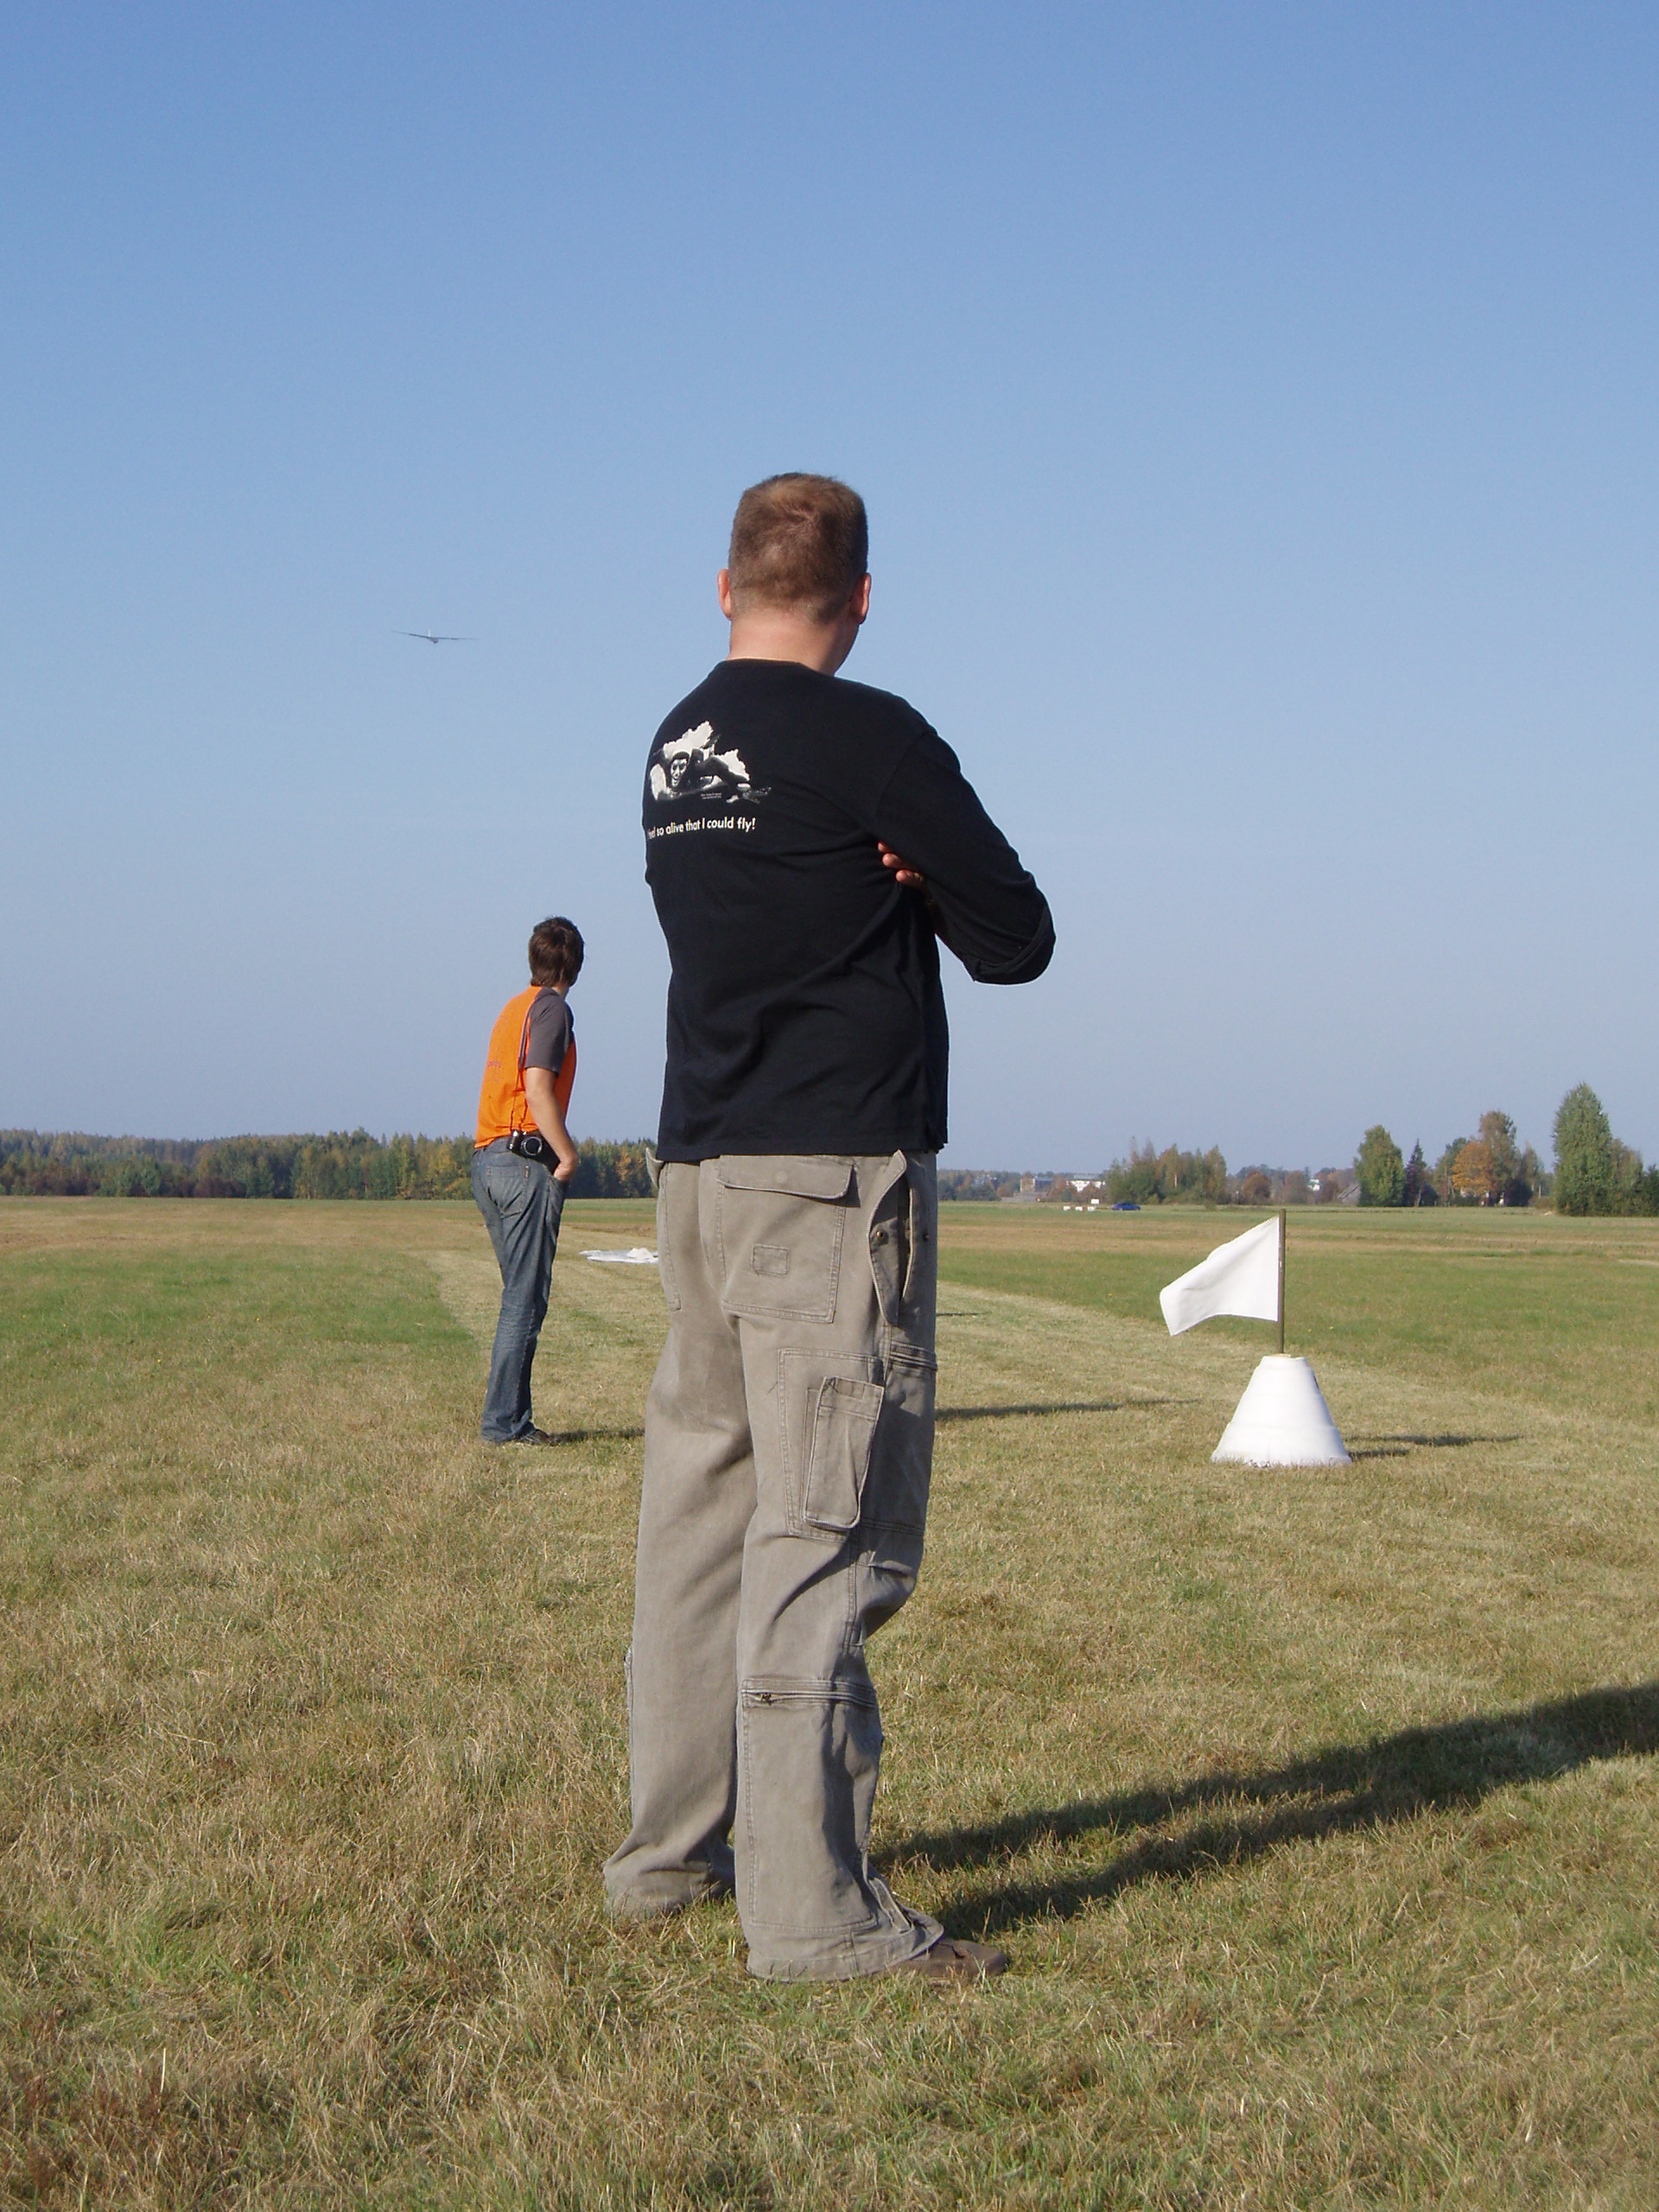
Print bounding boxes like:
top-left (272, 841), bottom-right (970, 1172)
top-left (602, 1150), bottom-right (942, 1979)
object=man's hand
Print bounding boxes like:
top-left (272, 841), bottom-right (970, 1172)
top-left (524, 1065), bottom-right (580, 1184)
top-left (879, 842), bottom-right (927, 889)
top-left (879, 840), bottom-right (958, 955)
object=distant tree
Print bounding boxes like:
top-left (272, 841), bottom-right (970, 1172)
top-left (1477, 1109), bottom-right (1531, 1204)
top-left (938, 1170), bottom-right (1020, 1201)
top-left (1099, 1141), bottom-right (1227, 1205)
top-left (1354, 1127), bottom-right (1405, 1207)
top-left (1105, 1141), bottom-right (1161, 1206)
top-left (1239, 1170), bottom-right (1272, 1206)
top-left (366, 1144), bottom-right (401, 1199)
top-left (1402, 1141), bottom-right (1438, 1206)
top-left (1554, 1084), bottom-right (1615, 1216)
top-left (1451, 1139), bottom-right (1499, 1204)
top-left (1609, 1139), bottom-right (1643, 1211)
top-left (1281, 1169), bottom-right (1311, 1205)
top-left (106, 1154), bottom-right (162, 1198)
top-left (1433, 1137), bottom-right (1469, 1204)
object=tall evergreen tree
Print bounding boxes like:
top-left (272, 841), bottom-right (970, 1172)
top-left (1478, 1109), bottom-right (1525, 1199)
top-left (1355, 1125), bottom-right (1406, 1206)
top-left (1553, 1084), bottom-right (1615, 1215)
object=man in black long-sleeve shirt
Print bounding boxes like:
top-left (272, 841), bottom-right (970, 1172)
top-left (602, 475), bottom-right (1053, 1981)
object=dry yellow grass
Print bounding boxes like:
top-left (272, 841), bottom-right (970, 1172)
top-left (2, 1196), bottom-right (1656, 2209)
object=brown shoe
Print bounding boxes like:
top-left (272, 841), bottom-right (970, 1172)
top-left (895, 1936), bottom-right (1008, 1981)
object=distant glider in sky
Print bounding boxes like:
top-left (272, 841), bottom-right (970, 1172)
top-left (396, 629), bottom-right (474, 645)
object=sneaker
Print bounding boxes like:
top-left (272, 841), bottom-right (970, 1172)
top-left (894, 1936), bottom-right (1008, 1981)
top-left (488, 1425), bottom-right (557, 1446)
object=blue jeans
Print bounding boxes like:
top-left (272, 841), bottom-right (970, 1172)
top-left (472, 1141), bottom-right (565, 1441)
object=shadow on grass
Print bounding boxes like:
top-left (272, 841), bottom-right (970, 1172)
top-left (936, 1397), bottom-right (1179, 1424)
top-left (890, 1681), bottom-right (1659, 1935)
top-left (536, 1424), bottom-right (646, 1446)
top-left (1346, 1430), bottom-right (1522, 1459)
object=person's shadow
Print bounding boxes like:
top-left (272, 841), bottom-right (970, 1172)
top-left (886, 1681), bottom-right (1659, 1935)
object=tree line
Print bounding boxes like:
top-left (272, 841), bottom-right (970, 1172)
top-left (1087, 1147), bottom-right (1353, 1208)
top-left (1039, 1082), bottom-right (1656, 1217)
top-left (1353, 1113), bottom-right (1545, 1208)
top-left (1356, 1084), bottom-right (1656, 1212)
top-left (0, 1130), bottom-right (656, 1201)
top-left (6, 1083), bottom-right (1650, 1216)
top-left (1096, 1143), bottom-right (1234, 1207)
top-left (938, 1169), bottom-right (1024, 1202)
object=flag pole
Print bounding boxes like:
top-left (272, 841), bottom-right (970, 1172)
top-left (1276, 1208), bottom-right (1287, 1355)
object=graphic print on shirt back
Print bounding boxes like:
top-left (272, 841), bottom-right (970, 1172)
top-left (645, 719), bottom-right (769, 842)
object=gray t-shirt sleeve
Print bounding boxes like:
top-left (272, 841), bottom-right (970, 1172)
top-left (522, 989), bottom-right (572, 1076)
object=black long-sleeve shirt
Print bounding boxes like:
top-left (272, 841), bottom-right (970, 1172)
top-left (644, 658), bottom-right (1053, 1161)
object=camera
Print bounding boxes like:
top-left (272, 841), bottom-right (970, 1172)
top-left (507, 1129), bottom-right (555, 1164)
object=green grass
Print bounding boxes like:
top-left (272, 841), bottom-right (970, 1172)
top-left (936, 1203), bottom-right (1659, 1421)
top-left (2, 1195), bottom-right (1656, 2208)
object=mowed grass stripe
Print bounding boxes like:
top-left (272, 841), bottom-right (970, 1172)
top-left (2, 1196), bottom-right (1656, 2209)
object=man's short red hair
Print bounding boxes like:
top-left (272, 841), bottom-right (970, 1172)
top-left (727, 474), bottom-right (868, 623)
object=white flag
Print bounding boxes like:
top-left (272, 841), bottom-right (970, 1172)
top-left (1160, 1216), bottom-right (1281, 1337)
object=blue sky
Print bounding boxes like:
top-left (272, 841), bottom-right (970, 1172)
top-left (3, 3), bottom-right (1655, 1172)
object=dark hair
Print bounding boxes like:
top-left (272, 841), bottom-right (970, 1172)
top-left (528, 916), bottom-right (584, 988)
top-left (727, 474), bottom-right (868, 622)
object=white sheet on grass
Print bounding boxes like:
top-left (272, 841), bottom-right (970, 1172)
top-left (582, 1247), bottom-right (659, 1266)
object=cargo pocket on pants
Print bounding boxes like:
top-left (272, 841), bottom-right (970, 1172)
top-left (716, 1156), bottom-right (855, 1322)
top-left (779, 1351), bottom-right (882, 1539)
top-left (739, 1673), bottom-right (882, 1935)
top-left (804, 1376), bottom-right (884, 1535)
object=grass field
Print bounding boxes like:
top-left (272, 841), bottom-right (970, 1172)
top-left (2, 1197), bottom-right (1656, 2209)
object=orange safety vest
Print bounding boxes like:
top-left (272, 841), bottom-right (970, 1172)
top-left (474, 986), bottom-right (576, 1147)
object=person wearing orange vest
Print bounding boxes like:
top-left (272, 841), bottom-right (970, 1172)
top-left (471, 916), bottom-right (583, 1442)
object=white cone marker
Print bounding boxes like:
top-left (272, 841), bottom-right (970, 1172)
top-left (1211, 1354), bottom-right (1351, 1466)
